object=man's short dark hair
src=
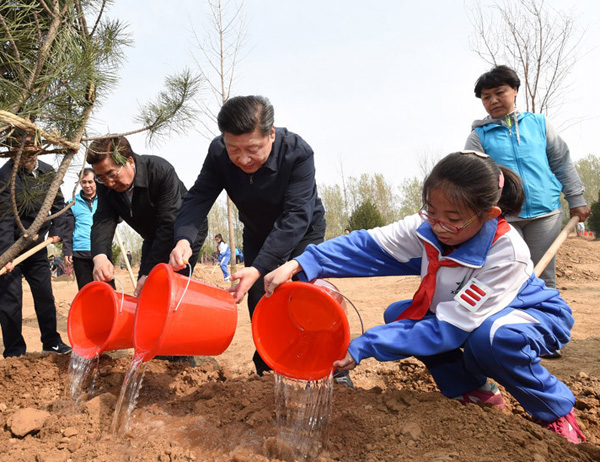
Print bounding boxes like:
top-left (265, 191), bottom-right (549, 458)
top-left (87, 136), bottom-right (134, 166)
top-left (474, 65), bottom-right (521, 98)
top-left (81, 167), bottom-right (95, 178)
top-left (217, 95), bottom-right (274, 136)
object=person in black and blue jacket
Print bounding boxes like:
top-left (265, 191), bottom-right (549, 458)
top-left (265, 151), bottom-right (586, 444)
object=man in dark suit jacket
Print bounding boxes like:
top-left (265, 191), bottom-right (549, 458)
top-left (86, 136), bottom-right (208, 297)
top-left (0, 138), bottom-right (72, 357)
top-left (169, 96), bottom-right (333, 379)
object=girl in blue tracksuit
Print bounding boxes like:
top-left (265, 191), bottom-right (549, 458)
top-left (264, 151), bottom-right (585, 444)
top-left (215, 233), bottom-right (231, 281)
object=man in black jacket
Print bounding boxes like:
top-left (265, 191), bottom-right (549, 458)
top-left (169, 95), bottom-right (340, 380)
top-left (0, 138), bottom-right (72, 357)
top-left (86, 136), bottom-right (208, 297)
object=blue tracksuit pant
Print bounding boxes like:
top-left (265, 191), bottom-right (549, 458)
top-left (384, 304), bottom-right (575, 422)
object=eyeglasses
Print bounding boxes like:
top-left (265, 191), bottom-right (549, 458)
top-left (95, 165), bottom-right (124, 184)
top-left (419, 209), bottom-right (479, 234)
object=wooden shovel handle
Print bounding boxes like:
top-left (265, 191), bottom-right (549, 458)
top-left (0, 237), bottom-right (54, 276)
top-left (534, 216), bottom-right (580, 277)
top-left (115, 230), bottom-right (136, 288)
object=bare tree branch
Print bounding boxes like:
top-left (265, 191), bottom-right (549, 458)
top-left (467, 0), bottom-right (584, 117)
top-left (189, 0), bottom-right (248, 272)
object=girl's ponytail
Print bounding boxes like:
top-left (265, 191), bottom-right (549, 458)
top-left (497, 166), bottom-right (525, 217)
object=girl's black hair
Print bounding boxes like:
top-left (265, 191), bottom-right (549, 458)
top-left (474, 65), bottom-right (520, 98)
top-left (422, 151), bottom-right (524, 218)
top-left (215, 233), bottom-right (225, 242)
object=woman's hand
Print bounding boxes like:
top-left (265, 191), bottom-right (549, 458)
top-left (333, 351), bottom-right (357, 372)
top-left (228, 267), bottom-right (261, 303)
top-left (263, 260), bottom-right (302, 297)
top-left (570, 206), bottom-right (591, 223)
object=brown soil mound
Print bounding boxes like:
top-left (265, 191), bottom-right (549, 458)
top-left (1, 235), bottom-right (600, 461)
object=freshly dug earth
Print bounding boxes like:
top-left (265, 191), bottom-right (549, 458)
top-left (1, 235), bottom-right (600, 461)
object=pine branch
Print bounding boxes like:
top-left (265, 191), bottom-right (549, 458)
top-left (0, 111), bottom-right (79, 150)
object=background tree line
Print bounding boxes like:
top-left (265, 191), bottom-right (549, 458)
top-left (185, 152), bottom-right (600, 262)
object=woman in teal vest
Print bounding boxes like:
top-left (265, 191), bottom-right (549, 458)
top-left (465, 65), bottom-right (590, 292)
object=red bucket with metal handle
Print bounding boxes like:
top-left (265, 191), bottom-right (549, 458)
top-left (252, 280), bottom-right (350, 380)
top-left (134, 263), bottom-right (237, 362)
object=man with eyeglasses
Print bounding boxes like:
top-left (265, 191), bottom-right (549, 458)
top-left (0, 133), bottom-right (72, 357)
top-left (86, 136), bottom-right (208, 299)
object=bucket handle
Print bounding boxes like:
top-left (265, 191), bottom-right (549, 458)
top-left (173, 263), bottom-right (192, 312)
top-left (321, 285), bottom-right (364, 335)
top-left (114, 277), bottom-right (126, 313)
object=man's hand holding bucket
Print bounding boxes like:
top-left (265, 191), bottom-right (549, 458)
top-left (134, 275), bottom-right (147, 297)
top-left (170, 239), bottom-right (192, 271)
top-left (92, 254), bottom-right (114, 282)
top-left (228, 267), bottom-right (261, 303)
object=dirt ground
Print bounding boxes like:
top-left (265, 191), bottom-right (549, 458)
top-left (1, 235), bottom-right (600, 461)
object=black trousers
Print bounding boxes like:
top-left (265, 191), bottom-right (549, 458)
top-left (245, 225), bottom-right (325, 375)
top-left (0, 248), bottom-right (62, 357)
top-left (73, 256), bottom-right (116, 291)
top-left (73, 256), bottom-right (94, 290)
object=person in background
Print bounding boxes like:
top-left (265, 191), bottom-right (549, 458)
top-left (167, 96), bottom-right (356, 385)
top-left (344, 228), bottom-right (350, 235)
top-left (465, 65), bottom-right (590, 290)
top-left (235, 248), bottom-right (243, 264)
top-left (49, 254), bottom-right (64, 277)
top-left (0, 133), bottom-right (72, 357)
top-left (465, 65), bottom-right (591, 359)
top-left (63, 168), bottom-right (102, 289)
top-left (214, 233), bottom-right (231, 282)
top-left (48, 255), bottom-right (56, 275)
top-left (126, 250), bottom-right (132, 268)
top-left (264, 151), bottom-right (585, 444)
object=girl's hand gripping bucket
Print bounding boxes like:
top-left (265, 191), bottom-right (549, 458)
top-left (67, 281), bottom-right (138, 359)
top-left (134, 263), bottom-right (237, 362)
top-left (252, 280), bottom-right (350, 381)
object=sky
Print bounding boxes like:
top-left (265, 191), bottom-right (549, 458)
top-left (40, 0), bottom-right (600, 192)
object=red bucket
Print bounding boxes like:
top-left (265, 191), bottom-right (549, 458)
top-left (252, 280), bottom-right (350, 380)
top-left (67, 281), bottom-right (137, 359)
top-left (134, 263), bottom-right (237, 362)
